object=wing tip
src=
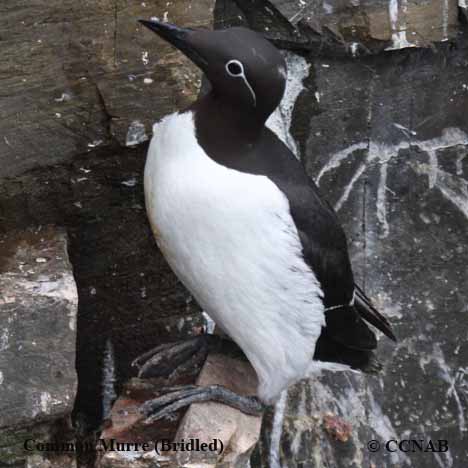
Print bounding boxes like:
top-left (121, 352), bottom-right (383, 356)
top-left (354, 285), bottom-right (397, 343)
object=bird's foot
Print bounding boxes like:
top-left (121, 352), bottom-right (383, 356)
top-left (132, 334), bottom-right (244, 379)
top-left (140, 384), bottom-right (264, 424)
top-left (132, 335), bottom-right (211, 379)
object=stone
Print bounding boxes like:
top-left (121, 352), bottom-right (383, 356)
top-left (217, 0), bottom-right (460, 55)
top-left (97, 0), bottom-right (215, 146)
top-left (98, 344), bottom-right (261, 468)
top-left (0, 140), bottom-right (207, 455)
top-left (0, 226), bottom-right (78, 467)
top-left (0, 0), bottom-right (214, 179)
top-left (271, 0), bottom-right (460, 51)
top-left (97, 377), bottom-right (182, 468)
top-left (173, 353), bottom-right (262, 468)
top-left (98, 351), bottom-right (261, 468)
top-left (461, 0), bottom-right (468, 20)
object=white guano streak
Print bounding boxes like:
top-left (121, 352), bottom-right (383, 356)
top-left (269, 390), bottom-right (287, 468)
top-left (386, 0), bottom-right (415, 50)
top-left (420, 343), bottom-right (466, 435)
top-left (266, 52), bottom-right (311, 159)
top-left (317, 127), bottom-right (468, 237)
top-left (442, 0), bottom-right (449, 40)
top-left (9, 274), bottom-right (78, 331)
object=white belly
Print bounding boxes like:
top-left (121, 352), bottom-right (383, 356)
top-left (144, 111), bottom-right (325, 403)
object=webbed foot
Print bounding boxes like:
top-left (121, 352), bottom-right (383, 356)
top-left (132, 334), bottom-right (244, 379)
top-left (140, 384), bottom-right (264, 423)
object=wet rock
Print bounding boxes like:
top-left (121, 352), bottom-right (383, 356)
top-left (0, 227), bottom-right (78, 467)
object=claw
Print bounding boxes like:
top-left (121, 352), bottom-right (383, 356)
top-left (132, 335), bottom-right (246, 380)
top-left (132, 336), bottom-right (210, 379)
top-left (131, 342), bottom-right (175, 369)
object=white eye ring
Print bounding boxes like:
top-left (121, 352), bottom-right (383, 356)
top-left (224, 59), bottom-right (257, 107)
top-left (225, 59), bottom-right (244, 77)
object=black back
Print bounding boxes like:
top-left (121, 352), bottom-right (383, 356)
top-left (193, 94), bottom-right (380, 352)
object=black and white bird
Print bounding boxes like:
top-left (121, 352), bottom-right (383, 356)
top-left (135, 19), bottom-right (396, 420)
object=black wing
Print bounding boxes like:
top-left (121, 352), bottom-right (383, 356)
top-left (354, 284), bottom-right (397, 341)
top-left (194, 111), bottom-right (396, 349)
top-left (254, 130), bottom-right (396, 349)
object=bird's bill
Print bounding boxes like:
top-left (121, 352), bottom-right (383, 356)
top-left (139, 19), bottom-right (208, 68)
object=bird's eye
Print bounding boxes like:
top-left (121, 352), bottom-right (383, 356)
top-left (226, 60), bottom-right (244, 77)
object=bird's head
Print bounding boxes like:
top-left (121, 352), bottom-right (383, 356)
top-left (139, 19), bottom-right (286, 122)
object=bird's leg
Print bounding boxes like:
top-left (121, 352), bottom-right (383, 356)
top-left (132, 334), bottom-right (245, 379)
top-left (140, 384), bottom-right (264, 424)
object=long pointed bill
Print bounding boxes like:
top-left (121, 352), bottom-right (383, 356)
top-left (139, 19), bottom-right (208, 68)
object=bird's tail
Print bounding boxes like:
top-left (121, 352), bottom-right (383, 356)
top-left (313, 332), bottom-right (383, 373)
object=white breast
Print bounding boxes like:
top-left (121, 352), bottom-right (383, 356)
top-left (144, 111), bottom-right (325, 403)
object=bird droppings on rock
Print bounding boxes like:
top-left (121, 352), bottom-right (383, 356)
top-left (266, 52), bottom-right (310, 158)
top-left (126, 121), bottom-right (148, 147)
top-left (0, 227), bottom-right (78, 466)
top-left (122, 177), bottom-right (138, 187)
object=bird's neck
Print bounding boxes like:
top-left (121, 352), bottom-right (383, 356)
top-left (192, 93), bottom-right (267, 152)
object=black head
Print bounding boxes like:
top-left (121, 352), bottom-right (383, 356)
top-left (139, 20), bottom-right (287, 122)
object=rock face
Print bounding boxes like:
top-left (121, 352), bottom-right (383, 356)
top-left (0, 0), bottom-right (213, 178)
top-left (0, 227), bottom-right (78, 467)
top-left (1, 0), bottom-right (468, 467)
top-left (218, 0), bottom-right (461, 54)
top-left (272, 0), bottom-right (459, 48)
top-left (0, 0), bottom-right (214, 465)
top-left (99, 352), bottom-right (261, 468)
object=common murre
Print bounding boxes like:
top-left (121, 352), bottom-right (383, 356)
top-left (135, 19), bottom-right (396, 421)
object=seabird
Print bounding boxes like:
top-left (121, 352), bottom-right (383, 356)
top-left (135, 19), bottom-right (396, 421)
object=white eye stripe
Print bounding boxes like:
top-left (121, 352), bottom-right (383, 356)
top-left (225, 59), bottom-right (257, 107)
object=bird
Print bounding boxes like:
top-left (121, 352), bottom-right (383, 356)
top-left (135, 18), bottom-right (396, 422)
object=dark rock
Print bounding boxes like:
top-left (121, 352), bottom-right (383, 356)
top-left (223, 0), bottom-right (460, 56)
top-left (0, 1), bottom-right (215, 459)
top-left (250, 17), bottom-right (468, 468)
top-left (0, 0), bottom-right (214, 179)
